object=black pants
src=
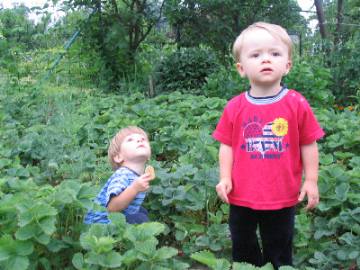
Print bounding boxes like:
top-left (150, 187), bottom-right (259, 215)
top-left (229, 205), bottom-right (295, 269)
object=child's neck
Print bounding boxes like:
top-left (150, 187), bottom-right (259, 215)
top-left (249, 84), bottom-right (283, 98)
top-left (122, 161), bottom-right (146, 175)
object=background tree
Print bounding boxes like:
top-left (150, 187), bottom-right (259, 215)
top-left (164, 0), bottom-right (305, 60)
top-left (63, 0), bottom-right (165, 90)
top-left (313, 0), bottom-right (360, 102)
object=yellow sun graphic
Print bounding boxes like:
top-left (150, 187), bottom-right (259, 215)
top-left (272, 118), bottom-right (288, 136)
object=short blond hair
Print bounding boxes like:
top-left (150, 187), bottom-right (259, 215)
top-left (233, 22), bottom-right (293, 63)
top-left (108, 126), bottom-right (149, 170)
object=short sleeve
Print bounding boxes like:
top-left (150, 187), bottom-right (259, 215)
top-left (102, 173), bottom-right (129, 207)
top-left (298, 96), bottom-right (325, 145)
top-left (212, 104), bottom-right (234, 146)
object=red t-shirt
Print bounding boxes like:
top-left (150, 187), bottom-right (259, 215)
top-left (212, 88), bottom-right (325, 210)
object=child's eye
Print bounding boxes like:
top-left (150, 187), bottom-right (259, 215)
top-left (272, 52), bottom-right (281, 56)
top-left (250, 53), bottom-right (259, 58)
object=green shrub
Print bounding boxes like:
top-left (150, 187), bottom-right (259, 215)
top-left (284, 59), bottom-right (335, 107)
top-left (154, 46), bottom-right (219, 94)
top-left (201, 65), bottom-right (248, 99)
top-left (329, 32), bottom-right (360, 103)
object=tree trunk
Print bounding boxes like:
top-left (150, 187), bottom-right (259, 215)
top-left (334, 0), bottom-right (344, 45)
top-left (314, 0), bottom-right (327, 39)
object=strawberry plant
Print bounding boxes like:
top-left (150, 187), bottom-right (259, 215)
top-left (0, 82), bottom-right (359, 269)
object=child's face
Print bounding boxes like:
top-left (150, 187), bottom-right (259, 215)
top-left (115, 133), bottom-right (151, 164)
top-left (236, 28), bottom-right (291, 89)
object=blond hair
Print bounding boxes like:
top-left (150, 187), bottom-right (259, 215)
top-left (108, 126), bottom-right (149, 170)
top-left (233, 22), bottom-right (293, 63)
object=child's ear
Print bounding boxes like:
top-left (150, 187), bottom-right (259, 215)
top-left (113, 154), bottom-right (123, 165)
top-left (284, 60), bottom-right (292, 76)
top-left (236, 62), bottom-right (246, 78)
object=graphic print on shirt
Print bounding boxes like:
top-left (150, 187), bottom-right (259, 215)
top-left (241, 116), bottom-right (289, 159)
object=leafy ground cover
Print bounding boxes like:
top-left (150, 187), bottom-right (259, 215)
top-left (0, 82), bottom-right (359, 270)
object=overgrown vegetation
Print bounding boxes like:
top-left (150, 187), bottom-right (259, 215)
top-left (0, 0), bottom-right (359, 269)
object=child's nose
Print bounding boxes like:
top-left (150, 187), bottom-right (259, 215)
top-left (261, 53), bottom-right (271, 62)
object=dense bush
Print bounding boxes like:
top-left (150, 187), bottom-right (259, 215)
top-left (154, 46), bottom-right (220, 94)
top-left (201, 65), bottom-right (248, 100)
top-left (284, 59), bottom-right (335, 107)
top-left (329, 32), bottom-right (360, 103)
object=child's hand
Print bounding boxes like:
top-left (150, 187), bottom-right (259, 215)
top-left (216, 179), bottom-right (232, 204)
top-left (131, 173), bottom-right (154, 192)
top-left (298, 180), bottom-right (319, 210)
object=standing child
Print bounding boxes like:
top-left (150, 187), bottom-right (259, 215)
top-left (85, 126), bottom-right (155, 225)
top-left (212, 22), bottom-right (325, 269)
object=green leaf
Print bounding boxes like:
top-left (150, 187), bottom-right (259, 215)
top-left (320, 153), bottom-right (333, 165)
top-left (336, 250), bottom-right (347, 261)
top-left (15, 224), bottom-right (37, 240)
top-left (4, 256), bottom-right (29, 270)
top-left (100, 251), bottom-right (122, 268)
top-left (47, 239), bottom-right (68, 252)
top-left (134, 238), bottom-right (158, 258)
top-left (35, 233), bottom-right (51, 245)
top-left (335, 183), bottom-right (349, 201)
top-left (125, 222), bottom-right (165, 242)
top-left (108, 212), bottom-right (127, 227)
top-left (232, 262), bottom-right (259, 270)
top-left (175, 230), bottom-right (186, 241)
top-left (0, 235), bottom-right (33, 259)
top-left (87, 251), bottom-right (122, 268)
top-left (39, 257), bottom-right (51, 270)
top-left (94, 237), bottom-right (116, 254)
top-left (0, 247), bottom-right (10, 261)
top-left (154, 247), bottom-right (178, 260)
top-left (13, 241), bottom-right (33, 257)
top-left (72, 253), bottom-right (84, 269)
top-left (38, 216), bottom-right (56, 235)
top-left (349, 250), bottom-right (359, 260)
top-left (18, 204), bottom-right (57, 227)
top-left (195, 235), bottom-right (210, 247)
top-left (80, 234), bottom-right (96, 251)
top-left (279, 266), bottom-right (296, 270)
top-left (122, 249), bottom-right (138, 266)
top-left (190, 250), bottom-right (217, 267)
top-left (213, 259), bottom-right (231, 270)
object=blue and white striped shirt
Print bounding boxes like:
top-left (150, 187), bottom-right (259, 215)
top-left (84, 167), bottom-right (146, 224)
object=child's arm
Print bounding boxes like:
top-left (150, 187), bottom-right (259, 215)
top-left (107, 173), bottom-right (153, 212)
top-left (216, 143), bottom-right (233, 203)
top-left (298, 141), bottom-right (320, 210)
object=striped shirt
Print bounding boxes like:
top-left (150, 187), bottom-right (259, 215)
top-left (84, 167), bottom-right (146, 224)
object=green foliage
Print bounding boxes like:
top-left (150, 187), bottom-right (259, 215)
top-left (284, 59), bottom-right (335, 107)
top-left (191, 250), bottom-right (299, 270)
top-left (329, 32), bottom-right (360, 103)
top-left (62, 0), bottom-right (165, 90)
top-left (0, 235), bottom-right (33, 270)
top-left (164, 0), bottom-right (305, 57)
top-left (201, 64), bottom-right (248, 99)
top-left (74, 215), bottom-right (187, 269)
top-left (155, 47), bottom-right (220, 94)
top-left (191, 250), bottom-right (231, 270)
top-left (293, 108), bottom-right (360, 269)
